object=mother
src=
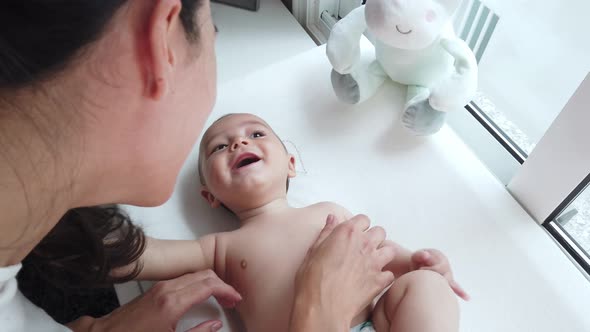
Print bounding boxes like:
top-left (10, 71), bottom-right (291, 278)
top-left (0, 1), bottom-right (395, 331)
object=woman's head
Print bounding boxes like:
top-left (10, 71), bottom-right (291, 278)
top-left (0, 0), bottom-right (216, 208)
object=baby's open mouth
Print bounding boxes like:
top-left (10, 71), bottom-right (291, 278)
top-left (233, 153), bottom-right (261, 170)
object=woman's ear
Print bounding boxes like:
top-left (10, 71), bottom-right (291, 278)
top-left (201, 187), bottom-right (222, 208)
top-left (287, 154), bottom-right (296, 178)
top-left (145, 0), bottom-right (182, 100)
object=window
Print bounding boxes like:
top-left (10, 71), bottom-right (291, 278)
top-left (466, 0), bottom-right (589, 151)
top-left (456, 0), bottom-right (590, 275)
top-left (292, 0), bottom-right (590, 276)
top-left (546, 178), bottom-right (590, 275)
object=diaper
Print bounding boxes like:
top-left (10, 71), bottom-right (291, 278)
top-left (350, 321), bottom-right (375, 332)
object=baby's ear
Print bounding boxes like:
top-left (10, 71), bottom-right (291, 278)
top-left (287, 154), bottom-right (296, 178)
top-left (200, 187), bottom-right (222, 208)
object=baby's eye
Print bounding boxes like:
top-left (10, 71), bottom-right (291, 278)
top-left (211, 144), bottom-right (228, 153)
top-left (251, 131), bottom-right (265, 139)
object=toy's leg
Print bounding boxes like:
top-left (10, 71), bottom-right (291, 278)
top-left (402, 85), bottom-right (447, 135)
top-left (371, 270), bottom-right (459, 332)
top-left (331, 60), bottom-right (387, 104)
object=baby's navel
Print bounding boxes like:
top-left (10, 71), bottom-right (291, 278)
top-left (240, 259), bottom-right (247, 269)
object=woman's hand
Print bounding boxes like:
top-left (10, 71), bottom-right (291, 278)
top-left (290, 214), bottom-right (396, 331)
top-left (68, 270), bottom-right (241, 332)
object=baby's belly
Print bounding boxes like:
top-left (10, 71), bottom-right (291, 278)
top-left (234, 278), bottom-right (295, 332)
top-left (238, 300), bottom-right (290, 332)
top-left (222, 215), bottom-right (372, 331)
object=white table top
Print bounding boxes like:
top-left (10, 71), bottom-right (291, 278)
top-left (212, 0), bottom-right (316, 84)
top-left (123, 44), bottom-right (590, 332)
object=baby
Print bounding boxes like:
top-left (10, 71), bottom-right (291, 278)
top-left (192, 113), bottom-right (466, 332)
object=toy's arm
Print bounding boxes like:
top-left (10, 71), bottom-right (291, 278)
top-left (430, 37), bottom-right (478, 112)
top-left (443, 38), bottom-right (478, 77)
top-left (110, 235), bottom-right (218, 281)
top-left (326, 5), bottom-right (367, 74)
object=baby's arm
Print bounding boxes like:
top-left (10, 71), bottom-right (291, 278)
top-left (330, 203), bottom-right (354, 222)
top-left (327, 203), bottom-right (468, 298)
top-left (111, 234), bottom-right (218, 281)
top-left (321, 203), bottom-right (428, 278)
top-left (385, 246), bottom-right (470, 300)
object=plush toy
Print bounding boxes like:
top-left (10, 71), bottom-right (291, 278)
top-left (327, 0), bottom-right (477, 135)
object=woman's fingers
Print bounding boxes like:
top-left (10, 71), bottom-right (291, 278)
top-left (174, 272), bottom-right (242, 310)
top-left (186, 319), bottom-right (223, 332)
top-left (349, 214), bottom-right (371, 232)
top-left (375, 242), bottom-right (396, 270)
top-left (154, 269), bottom-right (218, 293)
top-left (89, 270), bottom-right (238, 332)
top-left (312, 214), bottom-right (338, 249)
top-left (293, 213), bottom-right (397, 326)
top-left (365, 226), bottom-right (386, 251)
top-left (376, 271), bottom-right (395, 289)
top-left (377, 239), bottom-right (395, 249)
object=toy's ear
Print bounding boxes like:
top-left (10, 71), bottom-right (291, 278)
top-left (287, 154), bottom-right (296, 178)
top-left (438, 0), bottom-right (461, 13)
top-left (201, 187), bottom-right (222, 208)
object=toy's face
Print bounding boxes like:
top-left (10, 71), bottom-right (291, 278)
top-left (365, 0), bottom-right (460, 49)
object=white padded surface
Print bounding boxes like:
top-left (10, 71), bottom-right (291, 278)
top-left (123, 45), bottom-right (590, 332)
top-left (211, 0), bottom-right (315, 84)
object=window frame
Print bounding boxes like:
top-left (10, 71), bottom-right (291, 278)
top-left (543, 173), bottom-right (590, 276)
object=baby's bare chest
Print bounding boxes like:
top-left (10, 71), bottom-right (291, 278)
top-left (221, 218), bottom-right (326, 329)
top-left (225, 221), bottom-right (322, 294)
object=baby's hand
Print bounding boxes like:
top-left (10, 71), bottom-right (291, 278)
top-left (410, 249), bottom-right (469, 301)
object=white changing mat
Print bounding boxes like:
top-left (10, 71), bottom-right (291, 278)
top-left (123, 45), bottom-right (590, 332)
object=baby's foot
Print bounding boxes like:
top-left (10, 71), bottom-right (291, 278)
top-left (330, 69), bottom-right (360, 104)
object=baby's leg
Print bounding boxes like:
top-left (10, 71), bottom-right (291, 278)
top-left (402, 85), bottom-right (447, 136)
top-left (331, 60), bottom-right (387, 104)
top-left (371, 270), bottom-right (459, 332)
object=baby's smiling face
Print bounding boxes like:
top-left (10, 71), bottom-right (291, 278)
top-left (198, 114), bottom-right (296, 211)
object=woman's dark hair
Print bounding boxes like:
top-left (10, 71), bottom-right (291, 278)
top-left (22, 206), bottom-right (146, 288)
top-left (0, 0), bottom-right (202, 89)
top-left (1, 0), bottom-right (202, 287)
